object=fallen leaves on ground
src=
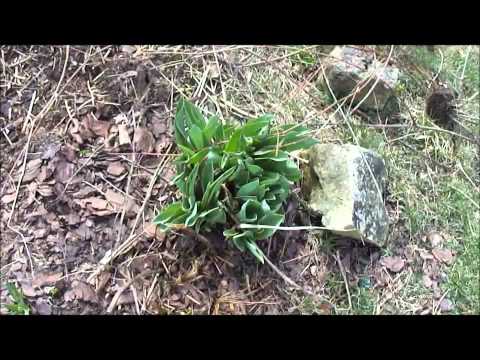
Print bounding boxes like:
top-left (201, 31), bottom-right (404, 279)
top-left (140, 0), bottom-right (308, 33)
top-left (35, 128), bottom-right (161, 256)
top-left (64, 281), bottom-right (99, 304)
top-left (32, 272), bottom-right (63, 288)
top-left (1, 193), bottom-right (17, 204)
top-left (118, 124), bottom-right (131, 146)
top-left (22, 159), bottom-right (42, 183)
top-left (85, 114), bottom-right (111, 139)
top-left (133, 128), bottom-right (154, 153)
top-left (380, 256), bottom-right (405, 273)
top-left (107, 162), bottom-right (126, 176)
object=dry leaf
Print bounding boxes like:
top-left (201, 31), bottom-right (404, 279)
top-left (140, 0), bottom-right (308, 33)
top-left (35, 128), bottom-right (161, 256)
top-left (75, 197), bottom-right (114, 216)
top-left (86, 197), bottom-right (110, 210)
top-left (151, 115), bottom-right (168, 137)
top-left (74, 187), bottom-right (97, 199)
top-left (107, 162), bottom-right (126, 176)
top-left (118, 124), bottom-right (131, 145)
top-left (418, 247), bottom-right (434, 260)
top-left (63, 145), bottom-right (77, 162)
top-left (105, 189), bottom-right (124, 208)
top-left (36, 166), bottom-right (49, 183)
top-left (33, 228), bottom-right (48, 239)
top-left (22, 159), bottom-right (42, 183)
top-left (96, 272), bottom-right (112, 293)
top-left (41, 142), bottom-right (61, 161)
top-left (87, 115), bottom-right (111, 139)
top-left (21, 282), bottom-right (38, 298)
top-left (55, 159), bottom-right (74, 184)
top-left (380, 256), bottom-right (405, 273)
top-left (64, 281), bottom-right (98, 303)
top-left (208, 62), bottom-right (221, 79)
top-left (117, 293), bottom-right (135, 306)
top-left (144, 223), bottom-right (157, 238)
top-left (66, 212), bottom-right (81, 225)
top-left (32, 272), bottom-right (63, 288)
top-left (1, 193), bottom-right (16, 204)
top-left (133, 128), bottom-right (154, 153)
top-left (432, 248), bottom-right (454, 265)
top-left (36, 184), bottom-right (53, 197)
top-left (120, 45), bottom-right (136, 54)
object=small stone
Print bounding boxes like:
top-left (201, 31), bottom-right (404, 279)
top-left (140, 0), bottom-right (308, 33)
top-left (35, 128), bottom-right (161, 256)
top-left (322, 46), bottom-right (400, 118)
top-left (439, 298), bottom-right (454, 313)
top-left (427, 231), bottom-right (443, 248)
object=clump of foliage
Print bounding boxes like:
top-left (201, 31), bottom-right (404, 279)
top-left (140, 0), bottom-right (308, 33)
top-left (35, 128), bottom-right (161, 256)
top-left (154, 99), bottom-right (317, 263)
top-left (5, 283), bottom-right (30, 315)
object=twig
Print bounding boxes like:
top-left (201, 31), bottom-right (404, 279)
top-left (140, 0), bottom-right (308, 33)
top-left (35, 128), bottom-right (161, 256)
top-left (240, 224), bottom-right (329, 231)
top-left (262, 255), bottom-right (305, 292)
top-left (170, 225), bottom-right (216, 251)
top-left (128, 144), bottom-right (172, 239)
top-left (457, 161), bottom-right (478, 190)
top-left (115, 153), bottom-right (135, 246)
top-left (429, 48), bottom-right (444, 89)
top-left (334, 250), bottom-right (352, 311)
top-left (106, 269), bottom-right (153, 313)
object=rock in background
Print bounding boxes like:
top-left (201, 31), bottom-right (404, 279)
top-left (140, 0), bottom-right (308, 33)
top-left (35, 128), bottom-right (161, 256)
top-left (304, 143), bottom-right (389, 247)
top-left (321, 46), bottom-right (401, 120)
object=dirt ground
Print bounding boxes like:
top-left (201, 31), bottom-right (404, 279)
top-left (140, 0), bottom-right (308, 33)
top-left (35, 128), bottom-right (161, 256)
top-left (1, 45), bottom-right (478, 315)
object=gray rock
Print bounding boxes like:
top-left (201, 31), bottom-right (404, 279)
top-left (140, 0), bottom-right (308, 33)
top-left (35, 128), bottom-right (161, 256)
top-left (322, 46), bottom-right (400, 118)
top-left (304, 143), bottom-right (389, 246)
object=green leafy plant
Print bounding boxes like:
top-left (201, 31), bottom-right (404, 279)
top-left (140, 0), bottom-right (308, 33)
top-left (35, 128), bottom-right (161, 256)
top-left (153, 99), bottom-right (317, 263)
top-left (5, 283), bottom-right (30, 315)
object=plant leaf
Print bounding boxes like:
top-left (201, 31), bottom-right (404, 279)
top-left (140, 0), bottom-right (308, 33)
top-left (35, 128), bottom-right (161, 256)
top-left (204, 116), bottom-right (221, 142)
top-left (200, 158), bottom-right (214, 193)
top-left (188, 124), bottom-right (205, 150)
top-left (153, 202), bottom-right (185, 225)
top-left (245, 240), bottom-right (264, 263)
top-left (241, 115), bottom-right (272, 137)
top-left (237, 179), bottom-right (260, 197)
top-left (225, 129), bottom-right (244, 153)
top-left (180, 98), bottom-right (206, 129)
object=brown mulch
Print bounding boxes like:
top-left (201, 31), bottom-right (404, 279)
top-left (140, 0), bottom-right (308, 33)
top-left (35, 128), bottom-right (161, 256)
top-left (0, 45), bottom-right (335, 315)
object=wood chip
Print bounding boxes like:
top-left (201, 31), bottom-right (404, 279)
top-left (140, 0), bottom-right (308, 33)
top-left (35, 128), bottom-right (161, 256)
top-left (64, 281), bottom-right (99, 304)
top-left (118, 124), bottom-right (131, 145)
top-left (1, 193), bottom-right (17, 204)
top-left (33, 228), bottom-right (49, 239)
top-left (36, 184), bottom-right (53, 197)
top-left (133, 128), bottom-right (154, 153)
top-left (105, 189), bottom-right (124, 208)
top-left (87, 115), bottom-right (111, 139)
top-left (107, 162), bottom-right (126, 176)
top-left (32, 272), bottom-right (63, 288)
top-left (22, 159), bottom-right (42, 183)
